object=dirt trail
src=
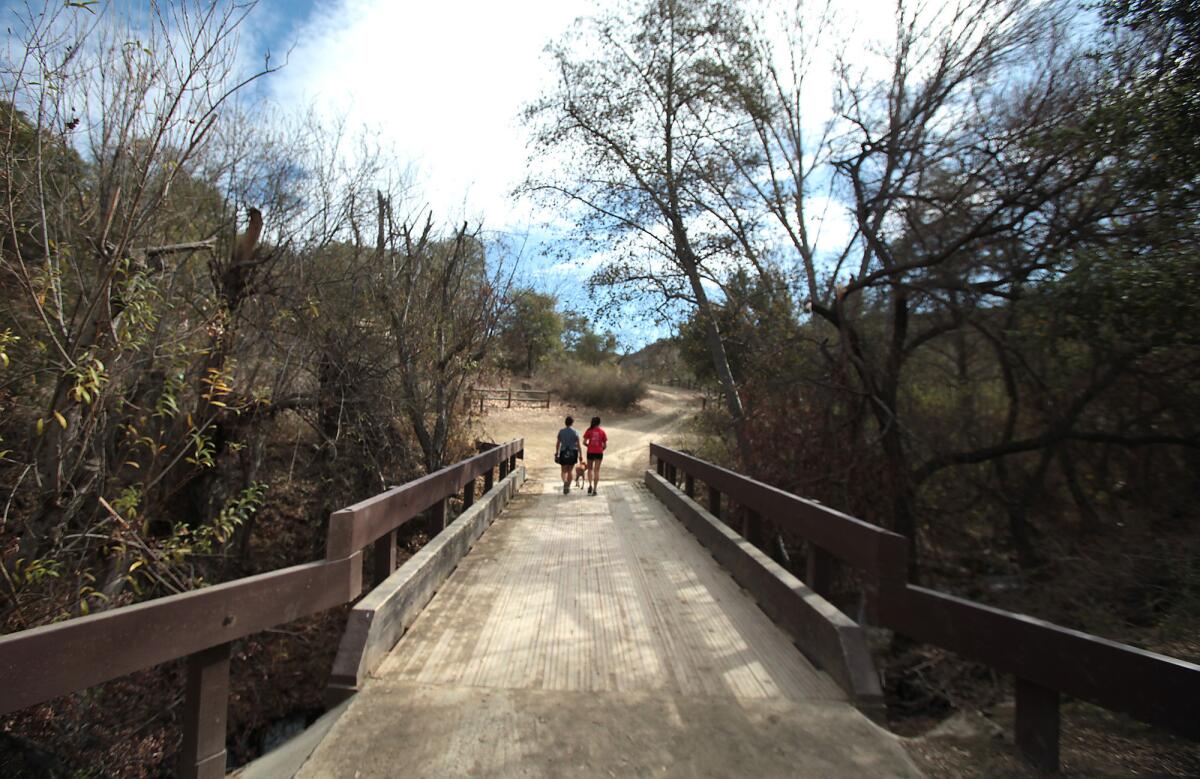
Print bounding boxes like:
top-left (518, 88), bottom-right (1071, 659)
top-left (472, 384), bottom-right (700, 484)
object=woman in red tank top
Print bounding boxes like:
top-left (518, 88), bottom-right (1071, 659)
top-left (582, 416), bottom-right (607, 495)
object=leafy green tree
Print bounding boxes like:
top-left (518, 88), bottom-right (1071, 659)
top-left (562, 313), bottom-right (618, 365)
top-left (677, 269), bottom-right (801, 387)
top-left (573, 331), bottom-right (619, 366)
top-left (1100, 0), bottom-right (1199, 192)
top-left (499, 289), bottom-right (562, 375)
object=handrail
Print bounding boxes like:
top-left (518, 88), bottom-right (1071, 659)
top-left (651, 444), bottom-right (907, 579)
top-left (0, 439), bottom-right (525, 779)
top-left (884, 585), bottom-right (1200, 739)
top-left (0, 556), bottom-right (361, 717)
top-left (326, 440), bottom-right (524, 560)
top-left (648, 443), bottom-right (1200, 770)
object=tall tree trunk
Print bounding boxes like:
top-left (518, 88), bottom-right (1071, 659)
top-left (672, 222), bottom-right (752, 464)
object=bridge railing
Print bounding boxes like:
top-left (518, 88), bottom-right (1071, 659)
top-left (326, 439), bottom-right (524, 583)
top-left (0, 439), bottom-right (524, 779)
top-left (649, 444), bottom-right (1199, 772)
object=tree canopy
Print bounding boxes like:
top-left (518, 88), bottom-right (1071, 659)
top-left (525, 0), bottom-right (1200, 570)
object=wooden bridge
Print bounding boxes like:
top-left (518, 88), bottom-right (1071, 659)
top-left (1, 440), bottom-right (1197, 777)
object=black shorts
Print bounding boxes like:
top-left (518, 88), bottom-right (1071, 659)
top-left (587, 453), bottom-right (603, 462)
top-left (557, 451), bottom-right (578, 466)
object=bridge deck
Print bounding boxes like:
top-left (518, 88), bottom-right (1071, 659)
top-left (296, 478), bottom-right (920, 777)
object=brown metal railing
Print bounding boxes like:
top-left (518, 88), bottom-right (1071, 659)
top-left (0, 439), bottom-right (524, 779)
top-left (650, 443), bottom-right (1200, 771)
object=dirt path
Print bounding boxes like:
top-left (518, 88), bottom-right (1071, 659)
top-left (471, 384), bottom-right (700, 484)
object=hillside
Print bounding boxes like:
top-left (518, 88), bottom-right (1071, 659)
top-left (618, 338), bottom-right (690, 383)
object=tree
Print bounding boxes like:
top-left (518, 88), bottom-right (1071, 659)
top-left (0, 0), bottom-right (285, 606)
top-left (499, 288), bottom-right (562, 375)
top-left (529, 0), bottom-right (1200, 570)
top-left (524, 0), bottom-right (760, 460)
top-left (676, 268), bottom-right (802, 387)
top-left (562, 313), bottom-right (619, 365)
top-left (710, 0), bottom-right (1200, 565)
top-left (371, 199), bottom-right (510, 472)
top-left (1100, 0), bottom-right (1200, 192)
top-left (0, 3), bottom-right (509, 772)
top-left (687, 0), bottom-right (1140, 561)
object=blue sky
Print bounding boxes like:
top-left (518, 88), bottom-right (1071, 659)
top-left (251, 0), bottom-right (317, 54)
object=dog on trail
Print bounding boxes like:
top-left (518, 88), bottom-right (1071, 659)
top-left (574, 463), bottom-right (587, 489)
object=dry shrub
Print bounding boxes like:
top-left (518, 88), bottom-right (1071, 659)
top-left (544, 363), bottom-right (646, 410)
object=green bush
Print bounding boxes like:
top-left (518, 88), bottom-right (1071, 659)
top-left (546, 363), bottom-right (647, 410)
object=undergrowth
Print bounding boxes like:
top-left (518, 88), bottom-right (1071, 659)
top-left (542, 363), bottom-right (647, 410)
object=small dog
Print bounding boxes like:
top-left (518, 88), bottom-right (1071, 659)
top-left (574, 463), bottom-right (587, 489)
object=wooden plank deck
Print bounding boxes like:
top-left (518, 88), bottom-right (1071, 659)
top-left (296, 478), bottom-right (921, 778)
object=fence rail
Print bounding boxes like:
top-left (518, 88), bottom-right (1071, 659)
top-left (649, 444), bottom-right (1200, 771)
top-left (467, 386), bottom-right (551, 411)
top-left (665, 377), bottom-right (699, 390)
top-left (0, 439), bottom-right (524, 779)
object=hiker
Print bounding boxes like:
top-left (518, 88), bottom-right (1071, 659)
top-left (555, 416), bottom-right (581, 494)
top-left (582, 416), bottom-right (607, 495)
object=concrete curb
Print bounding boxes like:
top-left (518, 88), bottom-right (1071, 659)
top-left (325, 466), bottom-right (526, 704)
top-left (644, 470), bottom-right (885, 721)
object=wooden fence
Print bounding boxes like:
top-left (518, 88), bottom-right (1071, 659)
top-left (0, 440), bottom-right (524, 779)
top-left (665, 377), bottom-right (699, 390)
top-left (649, 444), bottom-right (1200, 772)
top-left (466, 386), bottom-right (551, 412)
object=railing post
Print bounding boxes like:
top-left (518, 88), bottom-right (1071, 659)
top-left (431, 497), bottom-right (447, 532)
top-left (499, 458), bottom-right (509, 479)
top-left (507, 388), bottom-right (512, 408)
top-left (708, 485), bottom-right (721, 519)
top-left (866, 535), bottom-right (909, 626)
top-left (666, 463), bottom-right (677, 485)
top-left (479, 395), bottom-right (484, 414)
top-left (744, 509), bottom-right (762, 546)
top-left (484, 465), bottom-right (495, 493)
top-left (509, 453), bottom-right (518, 472)
top-left (1015, 677), bottom-right (1060, 772)
top-left (179, 642), bottom-right (231, 779)
top-left (373, 529), bottom-right (397, 585)
top-left (806, 544), bottom-right (832, 597)
top-left (463, 479), bottom-right (475, 511)
top-left (684, 473), bottom-right (695, 498)
top-left (656, 457), bottom-right (665, 477)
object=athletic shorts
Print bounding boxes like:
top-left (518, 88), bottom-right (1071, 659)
top-left (587, 453), bottom-right (603, 462)
top-left (558, 451), bottom-right (578, 466)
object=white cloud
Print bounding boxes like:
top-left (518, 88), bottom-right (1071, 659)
top-left (260, 0), bottom-right (592, 227)
top-left (249, 0), bottom-right (904, 345)
top-left (256, 0), bottom-right (901, 227)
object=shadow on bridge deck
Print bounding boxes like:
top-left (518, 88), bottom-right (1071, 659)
top-left (282, 478), bottom-right (921, 778)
